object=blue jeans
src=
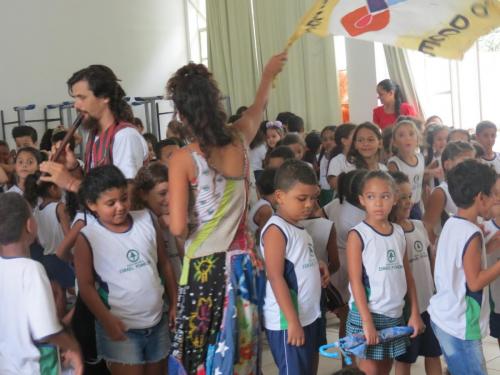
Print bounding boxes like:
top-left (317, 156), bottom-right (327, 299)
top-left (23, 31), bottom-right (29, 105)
top-left (431, 320), bottom-right (487, 375)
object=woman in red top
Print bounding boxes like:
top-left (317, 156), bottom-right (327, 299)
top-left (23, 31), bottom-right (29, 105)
top-left (373, 79), bottom-right (416, 130)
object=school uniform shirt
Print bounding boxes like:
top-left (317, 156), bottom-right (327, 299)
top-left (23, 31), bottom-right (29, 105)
top-left (249, 143), bottom-right (267, 172)
top-left (405, 220), bottom-right (434, 313)
top-left (5, 184), bottom-right (23, 195)
top-left (388, 153), bottom-right (425, 203)
top-left (434, 181), bottom-right (457, 216)
top-left (348, 221), bottom-right (408, 318)
top-left (485, 219), bottom-right (500, 314)
top-left (0, 257), bottom-right (62, 375)
top-left (327, 154), bottom-right (355, 178)
top-left (300, 217), bottom-right (334, 264)
top-left (319, 155), bottom-right (332, 190)
top-left (248, 198), bottom-right (273, 235)
top-left (482, 153), bottom-right (500, 174)
top-left (428, 216), bottom-right (490, 340)
top-left (322, 198), bottom-right (340, 222)
top-left (33, 202), bottom-right (64, 256)
top-left (261, 215), bottom-right (321, 330)
top-left (80, 210), bottom-right (164, 329)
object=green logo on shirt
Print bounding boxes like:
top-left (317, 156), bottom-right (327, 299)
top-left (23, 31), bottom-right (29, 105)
top-left (387, 249), bottom-right (396, 263)
top-left (414, 240), bottom-right (423, 252)
top-left (127, 249), bottom-right (140, 263)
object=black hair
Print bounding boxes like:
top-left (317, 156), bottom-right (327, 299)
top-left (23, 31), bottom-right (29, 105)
top-left (0, 192), bottom-right (32, 245)
top-left (256, 168), bottom-right (276, 196)
top-left (382, 126), bottom-right (393, 154)
top-left (39, 128), bottom-right (54, 151)
top-left (441, 141), bottom-right (475, 166)
top-left (228, 114), bottom-right (241, 124)
top-left (143, 133), bottom-right (158, 149)
top-left (448, 159), bottom-right (497, 209)
top-left (155, 138), bottom-right (181, 159)
top-left (281, 133), bottom-right (305, 147)
top-left (389, 170), bottom-right (410, 185)
top-left (78, 165), bottom-right (128, 209)
top-left (303, 131), bottom-right (322, 167)
top-left (331, 123), bottom-right (356, 158)
top-left (471, 141), bottom-right (485, 159)
top-left (276, 111), bottom-right (295, 127)
top-left (12, 125), bottom-right (37, 143)
top-left (337, 169), bottom-right (368, 206)
top-left (236, 106), bottom-right (248, 115)
top-left (318, 125), bottom-right (337, 162)
top-left (0, 140), bottom-right (8, 148)
top-left (267, 145), bottom-right (295, 162)
top-left (287, 115), bottom-right (305, 133)
top-left (424, 124), bottom-right (449, 166)
top-left (476, 120), bottom-right (497, 135)
top-left (250, 121), bottom-right (266, 150)
top-left (51, 130), bottom-right (76, 151)
top-left (377, 79), bottom-right (404, 117)
top-left (132, 117), bottom-right (143, 128)
top-left (274, 159), bottom-right (317, 192)
top-left (133, 162), bottom-right (168, 209)
top-left (15, 147), bottom-right (42, 164)
top-left (67, 65), bottom-right (133, 123)
top-left (360, 170), bottom-right (397, 196)
top-left (447, 128), bottom-right (471, 143)
top-left (166, 63), bottom-right (230, 154)
top-left (24, 172), bottom-right (55, 207)
top-left (347, 122), bottom-right (382, 169)
top-left (332, 368), bottom-right (366, 375)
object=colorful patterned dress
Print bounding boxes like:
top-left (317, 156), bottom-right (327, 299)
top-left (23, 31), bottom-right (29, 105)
top-left (170, 147), bottom-right (264, 375)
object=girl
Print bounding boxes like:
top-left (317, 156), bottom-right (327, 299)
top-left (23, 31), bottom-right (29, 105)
top-left (347, 122), bottom-right (387, 172)
top-left (346, 171), bottom-right (424, 375)
top-left (303, 131), bottom-right (322, 172)
top-left (388, 119), bottom-right (425, 219)
top-left (74, 165), bottom-right (177, 375)
top-left (281, 133), bottom-right (306, 161)
top-left (6, 146), bottom-right (41, 194)
top-left (389, 172), bottom-right (442, 375)
top-left (167, 52), bottom-right (286, 374)
top-left (327, 123), bottom-right (357, 191)
top-left (248, 168), bottom-right (276, 242)
top-left (423, 141), bottom-right (475, 244)
top-left (373, 79), bottom-right (417, 130)
top-left (134, 162), bottom-right (183, 281)
top-left (447, 128), bottom-right (470, 143)
top-left (424, 125), bottom-right (449, 189)
top-left (317, 125), bottom-right (336, 206)
top-left (264, 120), bottom-right (285, 154)
top-left (249, 121), bottom-right (267, 181)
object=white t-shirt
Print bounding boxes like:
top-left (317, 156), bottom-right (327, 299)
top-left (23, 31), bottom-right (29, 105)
top-left (405, 220), bottom-right (435, 313)
top-left (318, 155), bottom-right (331, 190)
top-left (300, 217), bottom-right (334, 264)
top-left (388, 153), bottom-right (425, 203)
top-left (428, 216), bottom-right (489, 340)
top-left (322, 198), bottom-right (340, 222)
top-left (33, 202), bottom-right (64, 256)
top-left (249, 143), bottom-right (267, 172)
top-left (6, 184), bottom-right (23, 195)
top-left (435, 181), bottom-right (457, 216)
top-left (482, 153), bottom-right (500, 174)
top-left (0, 257), bottom-right (62, 375)
top-left (485, 219), bottom-right (500, 314)
top-left (348, 221), bottom-right (407, 318)
top-left (80, 210), bottom-right (164, 329)
top-left (327, 154), bottom-right (355, 178)
top-left (261, 215), bottom-right (321, 330)
top-left (248, 198), bottom-right (273, 235)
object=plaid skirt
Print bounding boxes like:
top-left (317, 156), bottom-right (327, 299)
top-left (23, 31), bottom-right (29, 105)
top-left (346, 309), bottom-right (409, 360)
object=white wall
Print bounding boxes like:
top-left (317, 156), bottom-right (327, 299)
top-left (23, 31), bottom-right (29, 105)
top-left (0, 0), bottom-right (188, 144)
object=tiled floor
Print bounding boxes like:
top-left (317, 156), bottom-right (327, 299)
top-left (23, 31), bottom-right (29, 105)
top-left (261, 313), bottom-right (500, 374)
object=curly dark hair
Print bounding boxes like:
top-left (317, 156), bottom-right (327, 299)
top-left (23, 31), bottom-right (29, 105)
top-left (67, 65), bottom-right (133, 123)
top-left (166, 63), bottom-right (230, 154)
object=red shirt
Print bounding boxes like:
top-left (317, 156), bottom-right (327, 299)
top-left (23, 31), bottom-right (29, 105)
top-left (372, 102), bottom-right (416, 130)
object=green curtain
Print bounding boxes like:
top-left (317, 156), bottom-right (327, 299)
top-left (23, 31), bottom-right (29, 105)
top-left (206, 0), bottom-right (260, 113)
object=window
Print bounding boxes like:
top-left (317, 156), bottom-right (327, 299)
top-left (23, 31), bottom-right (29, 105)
top-left (185, 0), bottom-right (208, 65)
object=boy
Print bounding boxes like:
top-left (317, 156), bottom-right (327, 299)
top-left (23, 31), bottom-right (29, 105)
top-left (155, 138), bottom-right (181, 167)
top-left (266, 145), bottom-right (295, 169)
top-left (475, 120), bottom-right (500, 174)
top-left (261, 159), bottom-right (329, 375)
top-left (12, 125), bottom-right (38, 149)
top-left (428, 159), bottom-right (500, 375)
top-left (0, 193), bottom-right (83, 375)
top-left (248, 168), bottom-right (276, 238)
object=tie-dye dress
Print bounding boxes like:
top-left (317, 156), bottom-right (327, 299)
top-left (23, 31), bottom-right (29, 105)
top-left (170, 147), bottom-right (264, 375)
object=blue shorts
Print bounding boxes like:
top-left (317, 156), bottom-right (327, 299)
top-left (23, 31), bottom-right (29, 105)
top-left (95, 313), bottom-right (169, 365)
top-left (265, 318), bottom-right (324, 375)
top-left (431, 319), bottom-right (487, 375)
top-left (409, 202), bottom-right (422, 220)
top-left (396, 311), bottom-right (441, 363)
top-left (41, 254), bottom-right (75, 289)
top-left (490, 311), bottom-right (500, 339)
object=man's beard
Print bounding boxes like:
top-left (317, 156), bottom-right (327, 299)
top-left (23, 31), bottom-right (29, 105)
top-left (81, 114), bottom-right (99, 131)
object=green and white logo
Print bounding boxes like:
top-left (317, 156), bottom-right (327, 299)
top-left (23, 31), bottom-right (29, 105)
top-left (127, 249), bottom-right (140, 263)
top-left (414, 240), bottom-right (424, 252)
top-left (387, 249), bottom-right (396, 263)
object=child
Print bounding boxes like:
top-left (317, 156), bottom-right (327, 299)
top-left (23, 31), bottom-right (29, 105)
top-left (266, 145), bottom-right (296, 169)
top-left (303, 131), bottom-right (322, 172)
top-left (428, 159), bottom-right (500, 374)
top-left (347, 122), bottom-right (387, 172)
top-left (12, 125), bottom-right (38, 149)
top-left (74, 165), bottom-right (177, 375)
top-left (166, 119), bottom-right (185, 140)
top-left (282, 133), bottom-right (306, 161)
top-left (389, 172), bottom-right (442, 375)
top-left (265, 120), bottom-right (285, 154)
top-left (346, 170), bottom-right (424, 375)
top-left (447, 128), bottom-right (470, 143)
top-left (248, 168), bottom-right (276, 239)
top-left (287, 114), bottom-right (305, 137)
top-left (7, 146), bottom-right (41, 194)
top-left (143, 132), bottom-right (158, 163)
top-left (155, 138), bottom-right (181, 167)
top-left (475, 120), bottom-right (500, 174)
top-left (318, 125), bottom-right (336, 206)
top-left (327, 123), bottom-right (357, 191)
top-left (134, 162), bottom-right (183, 280)
top-left (423, 141), bottom-right (475, 243)
top-left (388, 119), bottom-right (425, 219)
top-left (424, 125), bottom-right (449, 189)
top-left (261, 160), bottom-right (330, 375)
top-left (0, 192), bottom-right (83, 375)
top-left (249, 121), bottom-right (268, 181)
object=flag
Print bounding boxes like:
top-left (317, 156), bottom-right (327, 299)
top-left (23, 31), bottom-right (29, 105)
top-left (287, 0), bottom-right (500, 59)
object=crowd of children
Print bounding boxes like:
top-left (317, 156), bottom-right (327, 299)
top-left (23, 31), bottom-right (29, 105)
top-left (1, 53), bottom-right (500, 375)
